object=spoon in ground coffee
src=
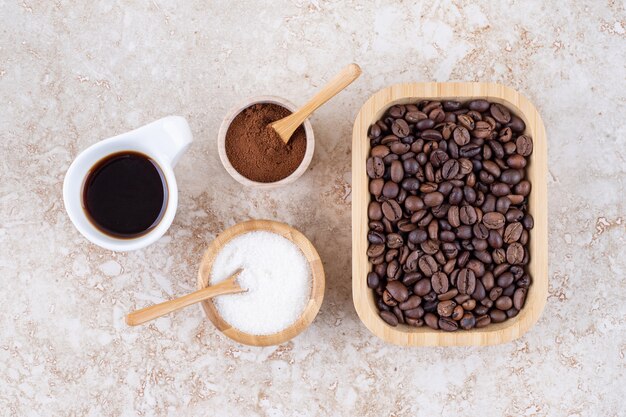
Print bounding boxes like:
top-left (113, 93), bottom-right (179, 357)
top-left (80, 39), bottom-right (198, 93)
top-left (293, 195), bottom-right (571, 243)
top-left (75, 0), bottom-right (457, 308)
top-left (125, 269), bottom-right (244, 326)
top-left (270, 63), bottom-right (362, 144)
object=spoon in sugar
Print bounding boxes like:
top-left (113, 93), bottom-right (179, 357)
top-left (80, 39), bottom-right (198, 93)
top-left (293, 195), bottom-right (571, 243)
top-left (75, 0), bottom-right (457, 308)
top-left (125, 269), bottom-right (244, 326)
top-left (270, 63), bottom-right (362, 144)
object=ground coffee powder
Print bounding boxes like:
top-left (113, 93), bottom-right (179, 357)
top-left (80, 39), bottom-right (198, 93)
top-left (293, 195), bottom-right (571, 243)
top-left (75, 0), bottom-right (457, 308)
top-left (225, 103), bottom-right (307, 183)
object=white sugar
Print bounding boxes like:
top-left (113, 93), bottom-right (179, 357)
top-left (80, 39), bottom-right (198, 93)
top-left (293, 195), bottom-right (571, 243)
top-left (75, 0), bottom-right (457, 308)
top-left (210, 231), bottom-right (312, 335)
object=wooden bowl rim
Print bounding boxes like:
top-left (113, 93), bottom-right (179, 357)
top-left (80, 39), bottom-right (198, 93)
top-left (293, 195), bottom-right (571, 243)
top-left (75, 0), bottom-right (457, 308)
top-left (351, 82), bottom-right (548, 346)
top-left (216, 95), bottom-right (315, 190)
top-left (197, 219), bottom-right (325, 346)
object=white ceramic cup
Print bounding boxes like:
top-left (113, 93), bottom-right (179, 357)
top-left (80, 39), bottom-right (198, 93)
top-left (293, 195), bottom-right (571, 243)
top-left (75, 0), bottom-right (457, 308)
top-left (63, 116), bottom-right (193, 251)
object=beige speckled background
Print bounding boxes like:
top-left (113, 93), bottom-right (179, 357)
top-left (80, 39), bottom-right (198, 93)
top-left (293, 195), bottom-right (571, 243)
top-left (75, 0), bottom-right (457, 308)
top-left (1, 1), bottom-right (625, 416)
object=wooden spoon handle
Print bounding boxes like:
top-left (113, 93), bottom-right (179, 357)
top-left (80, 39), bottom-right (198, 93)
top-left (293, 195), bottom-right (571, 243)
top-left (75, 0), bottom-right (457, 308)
top-left (272, 63), bottom-right (361, 142)
top-left (125, 270), bottom-right (243, 326)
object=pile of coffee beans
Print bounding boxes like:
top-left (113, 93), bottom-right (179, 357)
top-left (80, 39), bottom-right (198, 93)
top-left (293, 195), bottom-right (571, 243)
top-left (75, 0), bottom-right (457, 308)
top-left (366, 99), bottom-right (533, 331)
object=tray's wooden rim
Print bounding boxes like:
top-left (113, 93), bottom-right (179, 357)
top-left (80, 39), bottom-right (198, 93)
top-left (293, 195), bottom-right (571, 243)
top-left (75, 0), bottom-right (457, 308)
top-left (197, 219), bottom-right (325, 346)
top-left (351, 82), bottom-right (548, 346)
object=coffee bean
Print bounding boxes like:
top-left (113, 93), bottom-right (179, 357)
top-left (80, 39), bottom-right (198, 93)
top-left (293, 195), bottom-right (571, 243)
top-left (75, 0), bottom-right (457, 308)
top-left (475, 314), bottom-right (491, 328)
top-left (424, 313), bottom-right (439, 329)
top-left (503, 222), bottom-right (523, 244)
top-left (367, 272), bottom-right (380, 289)
top-left (473, 121), bottom-right (492, 139)
top-left (381, 200), bottom-right (402, 221)
top-left (424, 192), bottom-right (444, 207)
top-left (506, 243), bottom-right (524, 264)
top-left (495, 296), bottom-right (513, 311)
top-left (490, 103), bottom-right (511, 124)
top-left (437, 288), bottom-right (458, 301)
top-left (442, 159), bottom-right (460, 179)
top-left (437, 300), bottom-right (457, 317)
top-left (431, 271), bottom-right (449, 294)
top-left (459, 205), bottom-right (478, 225)
top-left (457, 268), bottom-right (476, 295)
top-left (482, 211), bottom-right (506, 229)
top-left (507, 116), bottom-right (526, 133)
top-left (468, 99), bottom-right (490, 112)
top-left (390, 160), bottom-right (404, 183)
top-left (417, 255), bottom-right (437, 277)
top-left (457, 114), bottom-right (475, 130)
top-left (438, 317), bottom-right (458, 331)
top-left (507, 154), bottom-right (526, 169)
top-left (386, 280), bottom-right (409, 303)
top-left (382, 290), bottom-right (397, 306)
top-left (515, 135), bottom-right (533, 156)
top-left (489, 309), bottom-right (507, 323)
top-left (391, 119), bottom-right (410, 137)
top-left (366, 156), bottom-right (385, 179)
top-left (460, 312), bottom-right (476, 329)
top-left (513, 288), bottom-right (527, 309)
top-left (380, 310), bottom-right (399, 326)
top-left (413, 279), bottom-right (432, 296)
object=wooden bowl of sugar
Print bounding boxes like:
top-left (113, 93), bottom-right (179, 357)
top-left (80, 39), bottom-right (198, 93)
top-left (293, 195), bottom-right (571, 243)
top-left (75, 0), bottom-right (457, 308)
top-left (197, 219), bottom-right (325, 346)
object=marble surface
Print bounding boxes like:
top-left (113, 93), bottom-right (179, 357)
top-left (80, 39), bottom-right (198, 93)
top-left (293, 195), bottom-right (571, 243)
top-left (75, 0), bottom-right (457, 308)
top-left (1, 1), bottom-right (625, 416)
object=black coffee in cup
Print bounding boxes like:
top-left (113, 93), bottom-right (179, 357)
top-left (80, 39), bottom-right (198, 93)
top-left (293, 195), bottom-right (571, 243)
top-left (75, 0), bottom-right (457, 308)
top-left (82, 151), bottom-right (167, 238)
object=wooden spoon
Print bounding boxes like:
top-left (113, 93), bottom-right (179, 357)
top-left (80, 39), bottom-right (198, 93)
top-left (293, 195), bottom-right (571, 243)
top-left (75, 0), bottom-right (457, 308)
top-left (270, 63), bottom-right (362, 144)
top-left (126, 269), bottom-right (244, 326)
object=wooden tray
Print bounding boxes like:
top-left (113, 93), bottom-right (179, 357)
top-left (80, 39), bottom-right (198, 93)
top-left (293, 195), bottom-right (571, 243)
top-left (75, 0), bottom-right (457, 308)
top-left (351, 83), bottom-right (547, 346)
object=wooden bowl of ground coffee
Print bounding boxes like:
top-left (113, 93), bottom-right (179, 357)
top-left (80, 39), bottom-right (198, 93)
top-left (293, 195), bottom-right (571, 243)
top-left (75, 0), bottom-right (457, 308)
top-left (218, 96), bottom-right (315, 189)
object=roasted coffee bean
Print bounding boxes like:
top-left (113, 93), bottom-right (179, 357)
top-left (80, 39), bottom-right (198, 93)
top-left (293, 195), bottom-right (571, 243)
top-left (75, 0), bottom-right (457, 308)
top-left (475, 314), bottom-right (491, 328)
top-left (386, 233), bottom-right (403, 249)
top-left (424, 313), bottom-right (439, 329)
top-left (438, 317), bottom-right (458, 331)
top-left (495, 296), bottom-right (513, 311)
top-left (386, 280), bottom-right (409, 303)
top-left (368, 230), bottom-right (385, 245)
top-left (491, 182), bottom-right (511, 197)
top-left (507, 154), bottom-right (527, 169)
top-left (515, 135), bottom-right (533, 156)
top-left (468, 99), bottom-right (490, 112)
top-left (459, 205), bottom-right (478, 225)
top-left (382, 290), bottom-right (397, 306)
top-left (522, 214), bottom-right (534, 229)
top-left (431, 271), bottom-right (449, 294)
top-left (437, 300), bottom-right (457, 317)
top-left (506, 243), bottom-right (524, 264)
top-left (380, 310), bottom-right (399, 326)
top-left (451, 305), bottom-right (464, 320)
top-left (424, 192), bottom-right (444, 207)
top-left (490, 103), bottom-right (511, 124)
top-left (391, 119), bottom-right (410, 137)
top-left (457, 268), bottom-right (476, 295)
top-left (438, 288), bottom-right (459, 301)
top-left (382, 181), bottom-right (399, 199)
top-left (507, 115), bottom-right (526, 133)
top-left (413, 279), bottom-right (432, 296)
top-left (489, 309), bottom-right (507, 323)
top-left (367, 244), bottom-right (385, 258)
top-left (513, 287), bottom-right (527, 309)
top-left (390, 160), bottom-right (404, 183)
top-left (366, 156), bottom-right (385, 179)
top-left (408, 229), bottom-right (428, 245)
top-left (503, 222), bottom-right (523, 243)
top-left (442, 159), bottom-right (460, 179)
top-left (482, 211), bottom-right (506, 229)
top-left (460, 312), bottom-right (476, 329)
top-left (462, 299), bottom-right (476, 311)
top-left (419, 255), bottom-right (439, 277)
top-left (382, 200), bottom-right (402, 221)
top-left (367, 272), bottom-right (380, 289)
